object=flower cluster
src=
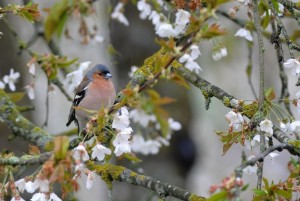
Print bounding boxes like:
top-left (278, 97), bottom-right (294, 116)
top-left (283, 58), bottom-right (300, 77)
top-left (0, 69), bottom-right (20, 91)
top-left (179, 45), bottom-right (202, 74)
top-left (111, 2), bottom-right (129, 26)
top-left (11, 177), bottom-right (61, 201)
top-left (234, 28), bottom-right (253, 42)
top-left (212, 47), bottom-right (228, 61)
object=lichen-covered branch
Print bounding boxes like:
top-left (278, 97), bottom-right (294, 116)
top-left (0, 152), bottom-right (52, 166)
top-left (275, 0), bottom-right (300, 11)
top-left (173, 66), bottom-right (240, 110)
top-left (0, 89), bottom-right (53, 149)
top-left (88, 162), bottom-right (206, 201)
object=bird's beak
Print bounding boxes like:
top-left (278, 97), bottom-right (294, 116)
top-left (105, 73), bottom-right (112, 79)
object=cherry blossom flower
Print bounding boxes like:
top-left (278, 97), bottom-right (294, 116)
top-left (283, 59), bottom-right (300, 76)
top-left (3, 69), bottom-right (20, 91)
top-left (156, 23), bottom-right (176, 38)
top-left (112, 107), bottom-right (130, 131)
top-left (25, 84), bottom-right (35, 100)
top-left (129, 108), bottom-right (156, 127)
top-left (91, 144), bottom-right (112, 161)
top-left (174, 9), bottom-right (191, 33)
top-left (179, 54), bottom-right (202, 74)
top-left (11, 196), bottom-right (25, 201)
top-left (25, 181), bottom-right (38, 193)
top-left (212, 47), bottom-right (228, 61)
top-left (28, 63), bottom-right (36, 76)
top-left (250, 134), bottom-right (268, 148)
top-left (73, 144), bottom-right (89, 162)
top-left (86, 171), bottom-right (96, 189)
top-left (31, 192), bottom-right (61, 201)
top-left (234, 28), bottom-right (253, 41)
top-left (168, 118), bottom-right (181, 131)
top-left (280, 122), bottom-right (293, 135)
top-left (131, 135), bottom-right (161, 155)
top-left (111, 2), bottom-right (129, 26)
top-left (149, 11), bottom-right (165, 31)
top-left (137, 0), bottom-right (152, 19)
top-left (190, 45), bottom-right (201, 60)
top-left (259, 119), bottom-right (273, 136)
top-left (15, 179), bottom-right (26, 193)
top-left (64, 61), bottom-right (91, 92)
top-left (113, 128), bottom-right (132, 156)
top-left (225, 111), bottom-right (244, 130)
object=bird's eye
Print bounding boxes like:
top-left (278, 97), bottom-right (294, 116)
top-left (98, 73), bottom-right (102, 76)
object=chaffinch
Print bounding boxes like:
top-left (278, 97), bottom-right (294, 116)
top-left (66, 64), bottom-right (116, 132)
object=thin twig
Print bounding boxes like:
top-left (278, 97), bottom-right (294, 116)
top-left (253, 0), bottom-right (266, 190)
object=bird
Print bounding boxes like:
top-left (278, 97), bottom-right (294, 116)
top-left (66, 64), bottom-right (116, 133)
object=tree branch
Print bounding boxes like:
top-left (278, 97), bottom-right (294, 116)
top-left (0, 89), bottom-right (53, 149)
top-left (88, 162), bottom-right (206, 201)
top-left (0, 152), bottom-right (52, 166)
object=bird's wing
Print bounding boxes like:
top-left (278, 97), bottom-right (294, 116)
top-left (66, 79), bottom-right (90, 127)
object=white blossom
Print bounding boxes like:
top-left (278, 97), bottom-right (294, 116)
top-left (15, 179), bottom-right (26, 193)
top-left (225, 111), bottom-right (244, 130)
top-left (174, 9), bottom-right (191, 33)
top-left (190, 45), bottom-right (201, 60)
top-left (64, 61), bottom-right (90, 92)
top-left (137, 0), bottom-right (152, 19)
top-left (149, 11), bottom-right (165, 31)
top-left (31, 192), bottom-right (46, 201)
top-left (73, 144), bottom-right (89, 162)
top-left (250, 134), bottom-right (268, 147)
top-left (290, 121), bottom-right (300, 133)
top-left (283, 59), bottom-right (300, 76)
top-left (156, 23), bottom-right (176, 38)
top-left (280, 122), bottom-right (293, 135)
top-left (179, 54), bottom-right (202, 74)
top-left (25, 84), bottom-right (35, 100)
top-left (259, 119), bottom-right (273, 136)
top-left (111, 2), bottom-right (129, 26)
top-left (235, 28), bottom-right (253, 41)
top-left (91, 144), bottom-right (112, 161)
top-left (86, 171), bottom-right (96, 189)
top-left (212, 47), bottom-right (228, 61)
top-left (49, 193), bottom-right (62, 201)
top-left (168, 118), bottom-right (181, 131)
top-left (129, 109), bottom-right (156, 127)
top-left (27, 62), bottom-right (36, 76)
top-left (25, 181), bottom-right (38, 193)
top-left (113, 128), bottom-right (132, 156)
top-left (3, 68), bottom-right (20, 91)
top-left (131, 135), bottom-right (161, 155)
top-left (112, 107), bottom-right (130, 131)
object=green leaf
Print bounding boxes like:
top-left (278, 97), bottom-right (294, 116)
top-left (253, 189), bottom-right (268, 196)
top-left (263, 177), bottom-right (269, 189)
top-left (44, 0), bottom-right (70, 41)
top-left (274, 189), bottom-right (292, 199)
top-left (241, 184), bottom-right (249, 191)
top-left (207, 190), bottom-right (227, 201)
